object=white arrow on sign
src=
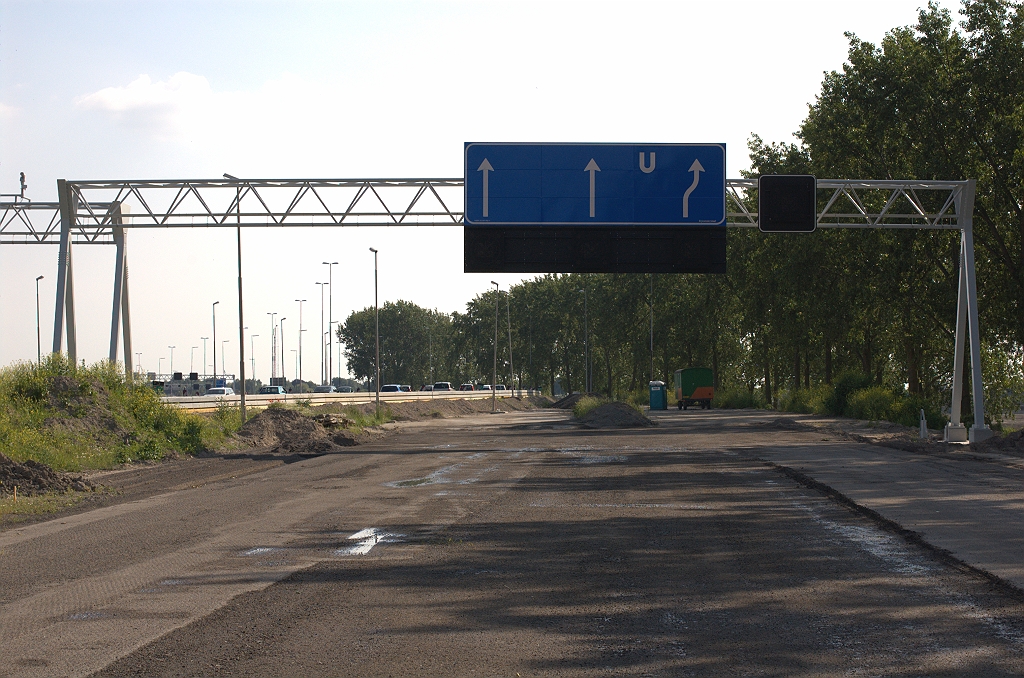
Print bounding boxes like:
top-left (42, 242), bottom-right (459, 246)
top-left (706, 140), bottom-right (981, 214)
top-left (477, 158), bottom-right (493, 217)
top-left (682, 159), bottom-right (704, 218)
top-left (584, 158), bottom-right (601, 218)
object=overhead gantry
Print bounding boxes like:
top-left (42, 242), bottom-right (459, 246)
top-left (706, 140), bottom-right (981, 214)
top-left (0, 176), bottom-right (987, 441)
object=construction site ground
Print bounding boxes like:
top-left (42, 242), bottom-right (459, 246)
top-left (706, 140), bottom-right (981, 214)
top-left (1, 405), bottom-right (1023, 676)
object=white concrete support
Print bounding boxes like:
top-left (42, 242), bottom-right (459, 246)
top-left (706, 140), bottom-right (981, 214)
top-left (108, 203), bottom-right (133, 379)
top-left (944, 180), bottom-right (991, 443)
top-left (52, 179), bottom-right (77, 361)
top-left (945, 245), bottom-right (969, 442)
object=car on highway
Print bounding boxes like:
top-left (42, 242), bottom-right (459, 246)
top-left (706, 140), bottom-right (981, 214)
top-left (494, 384), bottom-right (507, 391)
top-left (312, 385), bottom-right (337, 393)
top-left (258, 386), bottom-right (286, 395)
top-left (433, 382), bottom-right (454, 391)
top-left (459, 383), bottom-right (475, 391)
top-left (339, 386), bottom-right (353, 393)
top-left (400, 385), bottom-right (412, 392)
top-left (478, 384), bottom-right (492, 391)
top-left (205, 387), bottom-right (235, 396)
top-left (420, 384), bottom-right (434, 391)
top-left (380, 384), bottom-right (402, 392)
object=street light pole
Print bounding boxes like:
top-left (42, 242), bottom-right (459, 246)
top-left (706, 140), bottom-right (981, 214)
top-left (506, 292), bottom-right (514, 394)
top-left (577, 287), bottom-right (588, 393)
top-left (369, 248), bottom-right (380, 414)
top-left (250, 334), bottom-right (258, 385)
top-left (316, 282), bottom-right (327, 385)
top-left (35, 275), bottom-right (44, 364)
top-left (221, 340), bottom-right (229, 385)
top-left (280, 318), bottom-right (287, 384)
top-left (491, 281), bottom-right (499, 412)
top-left (212, 301), bottom-right (220, 380)
top-left (201, 338), bottom-right (208, 379)
top-left (135, 352), bottom-right (142, 375)
top-left (267, 312), bottom-right (277, 381)
top-left (322, 261), bottom-right (338, 384)
top-left (169, 346), bottom-right (175, 375)
top-left (650, 273), bottom-right (654, 384)
top-left (190, 346), bottom-right (198, 373)
top-left (295, 299), bottom-right (306, 384)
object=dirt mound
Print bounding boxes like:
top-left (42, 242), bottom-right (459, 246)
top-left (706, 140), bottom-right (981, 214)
top-left (579, 402), bottom-right (654, 429)
top-left (0, 453), bottom-right (95, 497)
top-left (236, 407), bottom-right (355, 455)
top-left (318, 396), bottom-right (548, 420)
top-left (551, 393), bottom-right (582, 409)
top-left (975, 428), bottom-right (1024, 456)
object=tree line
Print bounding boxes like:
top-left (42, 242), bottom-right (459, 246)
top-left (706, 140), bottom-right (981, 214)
top-left (339, 1), bottom-right (1023, 420)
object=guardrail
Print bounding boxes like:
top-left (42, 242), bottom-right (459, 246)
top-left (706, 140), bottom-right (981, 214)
top-left (163, 389), bottom-right (541, 412)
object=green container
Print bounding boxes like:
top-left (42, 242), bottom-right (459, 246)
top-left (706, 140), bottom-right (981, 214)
top-left (674, 368), bottom-right (714, 410)
top-left (649, 380), bottom-right (667, 410)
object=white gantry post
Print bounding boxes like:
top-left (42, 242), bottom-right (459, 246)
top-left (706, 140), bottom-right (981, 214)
top-left (945, 180), bottom-right (992, 443)
top-left (52, 179), bottom-right (78, 364)
top-left (108, 203), bottom-right (134, 379)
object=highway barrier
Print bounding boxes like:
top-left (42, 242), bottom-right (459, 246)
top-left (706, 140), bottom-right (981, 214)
top-left (163, 389), bottom-right (541, 413)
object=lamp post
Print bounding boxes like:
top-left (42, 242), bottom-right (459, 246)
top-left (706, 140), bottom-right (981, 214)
top-left (291, 349), bottom-right (298, 381)
top-left (250, 334), bottom-right (258, 386)
top-left (280, 318), bottom-right (287, 383)
top-left (221, 339), bottom-right (229, 385)
top-left (190, 346), bottom-right (198, 373)
top-left (491, 281), bottom-right (499, 412)
top-left (212, 301), bottom-right (220, 379)
top-left (267, 312), bottom-right (277, 381)
top-left (168, 346), bottom-right (175, 375)
top-left (135, 352), bottom-right (142, 375)
top-left (158, 357), bottom-right (163, 375)
top-left (224, 173), bottom-right (247, 422)
top-left (201, 338), bottom-right (208, 379)
top-left (650, 273), bottom-right (654, 384)
top-left (322, 261), bottom-right (338, 384)
top-left (369, 248), bottom-right (379, 414)
top-left (577, 287), bottom-right (589, 393)
top-left (316, 282), bottom-right (327, 384)
top-left (35, 275), bottom-right (44, 364)
top-left (295, 299), bottom-right (306, 384)
top-left (506, 291), bottom-right (514, 393)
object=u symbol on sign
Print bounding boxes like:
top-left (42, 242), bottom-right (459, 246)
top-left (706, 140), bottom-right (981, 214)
top-left (639, 152), bottom-right (655, 173)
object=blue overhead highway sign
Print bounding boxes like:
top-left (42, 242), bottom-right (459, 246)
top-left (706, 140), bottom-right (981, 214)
top-left (464, 143), bottom-right (726, 226)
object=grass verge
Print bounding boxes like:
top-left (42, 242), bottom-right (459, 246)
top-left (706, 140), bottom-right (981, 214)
top-left (0, 355), bottom-right (228, 471)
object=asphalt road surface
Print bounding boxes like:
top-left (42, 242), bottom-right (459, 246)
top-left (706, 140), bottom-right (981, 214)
top-left (2, 408), bottom-right (1023, 677)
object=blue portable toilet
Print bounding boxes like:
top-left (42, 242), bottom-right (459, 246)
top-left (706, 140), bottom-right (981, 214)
top-left (649, 380), bottom-right (667, 410)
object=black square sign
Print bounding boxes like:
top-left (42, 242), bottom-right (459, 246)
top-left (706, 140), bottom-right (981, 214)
top-left (758, 175), bottom-right (817, 232)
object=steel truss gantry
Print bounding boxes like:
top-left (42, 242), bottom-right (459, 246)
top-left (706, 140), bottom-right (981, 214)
top-left (0, 177), bottom-right (988, 441)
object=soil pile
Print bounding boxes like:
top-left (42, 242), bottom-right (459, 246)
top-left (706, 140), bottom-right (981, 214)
top-left (0, 453), bottom-right (95, 496)
top-left (551, 394), bottom-right (582, 410)
top-left (42, 376), bottom-right (128, 441)
top-left (975, 428), bottom-right (1024, 456)
top-left (318, 396), bottom-right (548, 420)
top-left (579, 402), bottom-right (654, 429)
top-left (236, 408), bottom-right (355, 455)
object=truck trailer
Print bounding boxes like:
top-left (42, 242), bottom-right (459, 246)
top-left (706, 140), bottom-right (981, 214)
top-left (674, 367), bottom-right (714, 410)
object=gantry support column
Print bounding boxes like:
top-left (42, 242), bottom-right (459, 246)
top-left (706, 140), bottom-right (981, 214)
top-left (52, 179), bottom-right (78, 364)
top-left (108, 203), bottom-right (133, 379)
top-left (945, 180), bottom-right (992, 443)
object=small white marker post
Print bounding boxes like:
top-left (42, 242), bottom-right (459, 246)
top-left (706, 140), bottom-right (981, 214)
top-left (919, 409), bottom-right (928, 440)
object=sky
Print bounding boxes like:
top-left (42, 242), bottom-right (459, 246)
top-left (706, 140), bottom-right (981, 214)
top-left (0, 0), bottom-right (962, 381)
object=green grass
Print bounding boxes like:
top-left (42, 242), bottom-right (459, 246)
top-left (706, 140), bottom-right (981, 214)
top-left (0, 489), bottom-right (106, 523)
top-left (572, 395), bottom-right (609, 419)
top-left (337, 405), bottom-right (393, 432)
top-left (0, 355), bottom-right (213, 471)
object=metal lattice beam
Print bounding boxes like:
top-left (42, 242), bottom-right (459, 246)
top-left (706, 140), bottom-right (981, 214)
top-left (1, 178), bottom-right (969, 243)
